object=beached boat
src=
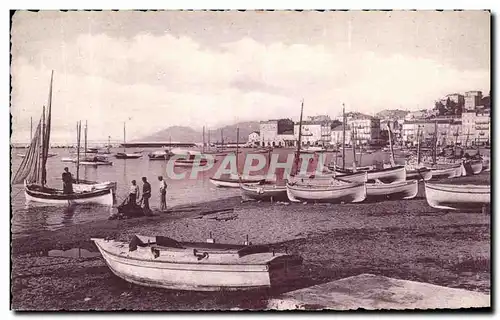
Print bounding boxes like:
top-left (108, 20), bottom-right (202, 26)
top-left (72, 179), bottom-right (117, 193)
top-left (290, 171), bottom-right (368, 185)
top-left (333, 165), bottom-right (406, 183)
top-left (11, 72), bottom-right (116, 207)
top-left (429, 165), bottom-right (458, 179)
top-left (240, 183), bottom-right (287, 201)
top-left (406, 167), bottom-right (432, 181)
top-left (92, 235), bottom-right (303, 291)
top-left (424, 183), bottom-right (490, 210)
top-left (286, 180), bottom-right (366, 203)
top-left (463, 159), bottom-right (483, 175)
top-left (210, 174), bottom-right (265, 188)
top-left (366, 180), bottom-right (418, 200)
top-left (482, 156), bottom-right (490, 172)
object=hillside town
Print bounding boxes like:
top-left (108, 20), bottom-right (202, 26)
top-left (248, 90), bottom-right (491, 149)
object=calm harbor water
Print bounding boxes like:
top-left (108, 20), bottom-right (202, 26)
top-left (11, 147), bottom-right (396, 238)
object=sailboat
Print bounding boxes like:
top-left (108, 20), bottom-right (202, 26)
top-left (79, 121), bottom-right (113, 166)
top-left (209, 127), bottom-right (264, 188)
top-left (286, 101), bottom-right (367, 203)
top-left (12, 72), bottom-right (115, 206)
top-left (203, 128), bottom-right (241, 156)
top-left (404, 126), bottom-right (432, 181)
top-left (115, 122), bottom-right (142, 159)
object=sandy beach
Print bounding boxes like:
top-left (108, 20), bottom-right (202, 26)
top-left (10, 171), bottom-right (490, 310)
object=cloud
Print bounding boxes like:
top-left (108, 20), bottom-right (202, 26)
top-left (11, 26), bottom-right (489, 144)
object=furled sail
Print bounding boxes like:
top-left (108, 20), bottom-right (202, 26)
top-left (12, 117), bottom-right (43, 184)
top-left (41, 71), bottom-right (54, 186)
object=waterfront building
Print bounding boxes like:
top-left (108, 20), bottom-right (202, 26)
top-left (331, 123), bottom-right (352, 146)
top-left (247, 131), bottom-right (260, 147)
top-left (464, 91), bottom-right (483, 111)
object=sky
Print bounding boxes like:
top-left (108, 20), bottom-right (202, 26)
top-left (10, 10), bottom-right (490, 143)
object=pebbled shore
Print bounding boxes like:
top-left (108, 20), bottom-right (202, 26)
top-left (11, 172), bottom-right (490, 310)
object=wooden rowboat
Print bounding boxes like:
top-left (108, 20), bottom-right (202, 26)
top-left (424, 183), bottom-right (490, 210)
top-left (429, 163), bottom-right (461, 179)
top-left (25, 181), bottom-right (114, 206)
top-left (209, 175), bottom-right (265, 188)
top-left (286, 180), bottom-right (366, 203)
top-left (240, 183), bottom-right (287, 201)
top-left (366, 180), bottom-right (419, 200)
top-left (92, 235), bottom-right (303, 291)
top-left (115, 152), bottom-right (142, 159)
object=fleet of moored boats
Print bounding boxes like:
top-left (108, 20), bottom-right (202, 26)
top-left (12, 72), bottom-right (491, 292)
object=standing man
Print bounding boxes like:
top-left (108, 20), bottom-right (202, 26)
top-left (158, 176), bottom-right (167, 211)
top-left (129, 180), bottom-right (139, 205)
top-left (62, 167), bottom-right (73, 194)
top-left (141, 177), bottom-right (152, 213)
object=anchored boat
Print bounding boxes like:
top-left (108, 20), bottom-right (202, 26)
top-left (92, 235), bottom-right (303, 291)
top-left (11, 71), bottom-right (115, 206)
top-left (424, 182), bottom-right (490, 210)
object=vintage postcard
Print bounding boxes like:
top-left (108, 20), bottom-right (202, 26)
top-left (10, 10), bottom-right (490, 311)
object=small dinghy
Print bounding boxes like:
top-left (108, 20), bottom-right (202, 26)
top-left (115, 152), bottom-right (142, 159)
top-left (240, 183), bottom-right (287, 201)
top-left (80, 155), bottom-right (113, 166)
top-left (424, 183), bottom-right (490, 210)
top-left (148, 150), bottom-right (172, 160)
top-left (366, 179), bottom-right (418, 201)
top-left (286, 180), bottom-right (366, 203)
top-left (92, 235), bottom-right (303, 291)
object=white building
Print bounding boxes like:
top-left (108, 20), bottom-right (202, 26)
top-left (464, 91), bottom-right (483, 111)
top-left (247, 131), bottom-right (260, 146)
top-left (293, 120), bottom-right (331, 146)
top-left (259, 119), bottom-right (296, 147)
top-left (348, 117), bottom-right (381, 145)
top-left (331, 123), bottom-right (352, 146)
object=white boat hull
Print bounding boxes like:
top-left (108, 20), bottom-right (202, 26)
top-left (240, 184), bottom-right (287, 201)
top-left (210, 176), bottom-right (264, 188)
top-left (79, 161), bottom-right (113, 166)
top-left (286, 182), bottom-right (366, 203)
top-left (430, 164), bottom-right (461, 179)
top-left (334, 166), bottom-right (406, 183)
top-left (92, 238), bottom-right (302, 291)
top-left (406, 168), bottom-right (432, 181)
top-left (366, 180), bottom-right (419, 200)
top-left (25, 186), bottom-right (114, 206)
top-left (424, 183), bottom-right (490, 210)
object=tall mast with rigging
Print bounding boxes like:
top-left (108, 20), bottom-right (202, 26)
top-left (294, 99), bottom-right (304, 175)
top-left (342, 103), bottom-right (346, 170)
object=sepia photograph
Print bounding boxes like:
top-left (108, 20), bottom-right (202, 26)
top-left (9, 9), bottom-right (491, 311)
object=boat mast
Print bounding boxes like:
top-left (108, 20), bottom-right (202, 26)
top-left (342, 103), bottom-right (346, 170)
top-left (351, 126), bottom-right (357, 171)
top-left (454, 125), bottom-right (459, 158)
top-left (416, 125), bottom-right (421, 165)
top-left (236, 127), bottom-right (240, 178)
top-left (433, 120), bottom-right (438, 165)
top-left (202, 126), bottom-right (205, 153)
top-left (123, 122), bottom-right (126, 153)
top-left (220, 129), bottom-right (224, 151)
top-left (41, 105), bottom-right (45, 186)
top-left (107, 135), bottom-right (111, 153)
top-left (84, 120), bottom-right (88, 159)
top-left (41, 70), bottom-right (54, 188)
top-left (207, 129), bottom-right (211, 148)
top-left (388, 120), bottom-right (395, 167)
top-left (76, 121), bottom-right (81, 182)
top-left (294, 99), bottom-right (304, 175)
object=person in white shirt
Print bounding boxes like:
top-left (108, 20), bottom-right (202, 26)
top-left (158, 176), bottom-right (167, 211)
top-left (129, 180), bottom-right (139, 205)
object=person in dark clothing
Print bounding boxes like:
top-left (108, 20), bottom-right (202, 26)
top-left (62, 167), bottom-right (73, 194)
top-left (141, 177), bottom-right (152, 213)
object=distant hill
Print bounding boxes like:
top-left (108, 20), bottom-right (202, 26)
top-left (375, 109), bottom-right (410, 120)
top-left (139, 121), bottom-right (260, 143)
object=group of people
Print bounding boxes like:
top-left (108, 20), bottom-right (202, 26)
top-left (61, 167), bottom-right (168, 212)
top-left (128, 176), bottom-right (168, 212)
